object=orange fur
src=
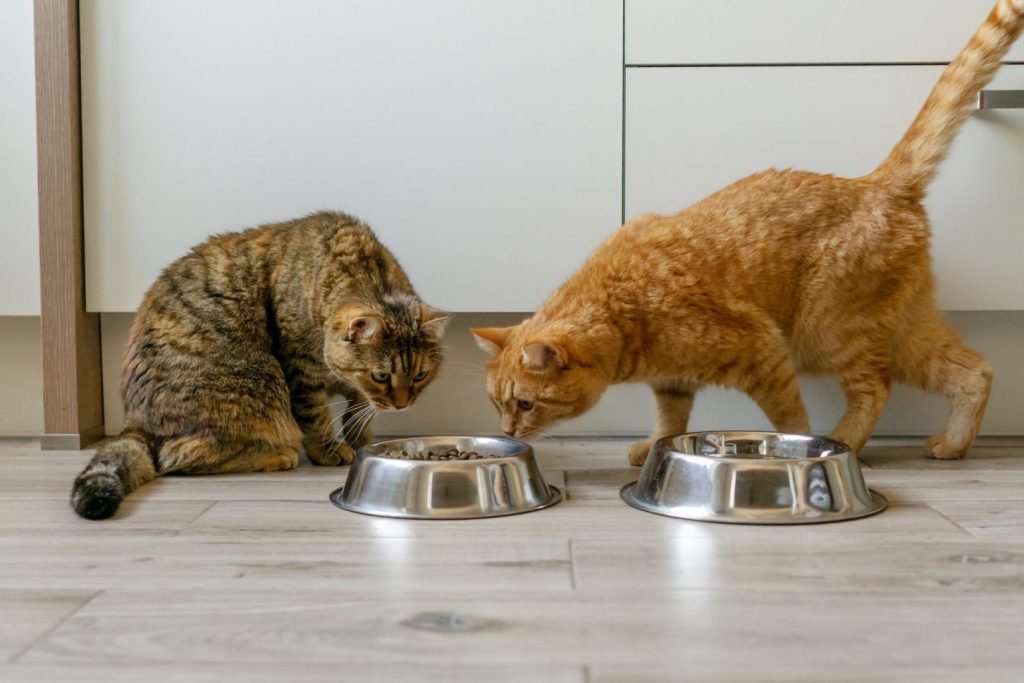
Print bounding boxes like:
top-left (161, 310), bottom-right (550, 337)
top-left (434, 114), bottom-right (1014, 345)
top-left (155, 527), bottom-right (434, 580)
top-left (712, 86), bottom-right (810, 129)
top-left (475, 0), bottom-right (1022, 462)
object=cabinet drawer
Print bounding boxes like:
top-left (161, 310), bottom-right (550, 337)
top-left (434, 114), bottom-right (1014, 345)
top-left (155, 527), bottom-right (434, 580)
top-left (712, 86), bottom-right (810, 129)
top-left (81, 0), bottom-right (622, 312)
top-left (625, 66), bottom-right (1024, 310)
top-left (0, 0), bottom-right (39, 315)
top-left (627, 0), bottom-right (1024, 65)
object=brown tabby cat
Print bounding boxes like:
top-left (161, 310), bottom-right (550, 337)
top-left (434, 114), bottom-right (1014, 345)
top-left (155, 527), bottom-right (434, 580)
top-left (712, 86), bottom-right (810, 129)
top-left (474, 0), bottom-right (1023, 464)
top-left (72, 211), bottom-right (449, 519)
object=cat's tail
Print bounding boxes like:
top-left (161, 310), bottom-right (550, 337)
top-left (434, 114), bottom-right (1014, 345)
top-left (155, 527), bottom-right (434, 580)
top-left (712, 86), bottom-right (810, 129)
top-left (874, 0), bottom-right (1024, 195)
top-left (70, 427), bottom-right (159, 520)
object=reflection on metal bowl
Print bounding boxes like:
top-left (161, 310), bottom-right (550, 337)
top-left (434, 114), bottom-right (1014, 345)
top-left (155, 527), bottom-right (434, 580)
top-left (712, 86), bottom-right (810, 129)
top-left (330, 436), bottom-right (562, 520)
top-left (621, 431), bottom-right (887, 524)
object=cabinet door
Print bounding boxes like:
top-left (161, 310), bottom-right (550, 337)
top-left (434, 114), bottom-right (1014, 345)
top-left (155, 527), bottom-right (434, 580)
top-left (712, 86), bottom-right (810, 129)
top-left (626, 66), bottom-right (1024, 310)
top-left (82, 0), bottom-right (622, 312)
top-left (0, 0), bottom-right (40, 315)
top-left (626, 0), bottom-right (1024, 65)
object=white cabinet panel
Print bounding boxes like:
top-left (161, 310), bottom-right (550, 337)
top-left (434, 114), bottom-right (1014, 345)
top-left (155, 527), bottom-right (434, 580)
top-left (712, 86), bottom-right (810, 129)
top-left (625, 66), bottom-right (1024, 310)
top-left (0, 0), bottom-right (40, 316)
top-left (627, 0), bottom-right (1024, 65)
top-left (82, 0), bottom-right (622, 312)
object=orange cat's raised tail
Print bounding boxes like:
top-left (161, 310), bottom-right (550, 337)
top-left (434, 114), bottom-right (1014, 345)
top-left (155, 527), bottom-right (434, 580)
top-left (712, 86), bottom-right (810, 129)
top-left (876, 0), bottom-right (1024, 195)
top-left (475, 0), bottom-right (1024, 462)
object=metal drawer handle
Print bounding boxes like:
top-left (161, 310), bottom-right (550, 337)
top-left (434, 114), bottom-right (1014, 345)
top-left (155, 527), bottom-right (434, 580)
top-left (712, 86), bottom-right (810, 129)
top-left (977, 90), bottom-right (1024, 109)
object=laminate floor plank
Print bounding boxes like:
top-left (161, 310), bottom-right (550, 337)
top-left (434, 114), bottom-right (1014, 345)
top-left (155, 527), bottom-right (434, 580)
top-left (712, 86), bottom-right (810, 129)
top-left (0, 663), bottom-right (585, 683)
top-left (0, 537), bottom-right (573, 592)
top-left (17, 589), bottom-right (1024, 672)
top-left (589, 666), bottom-right (1024, 683)
top-left (0, 589), bottom-right (96, 663)
top-left (927, 500), bottom-right (1024, 538)
top-left (572, 538), bottom-right (1024, 595)
top-left (2, 437), bottom-right (1022, 680)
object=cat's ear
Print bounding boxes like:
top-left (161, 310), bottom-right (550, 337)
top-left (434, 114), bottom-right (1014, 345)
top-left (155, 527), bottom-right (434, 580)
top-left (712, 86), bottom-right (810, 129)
top-left (521, 341), bottom-right (570, 370)
top-left (333, 305), bottom-right (383, 343)
top-left (419, 304), bottom-right (452, 342)
top-left (472, 327), bottom-right (513, 355)
top-left (347, 316), bottom-right (382, 342)
top-left (340, 312), bottom-right (383, 343)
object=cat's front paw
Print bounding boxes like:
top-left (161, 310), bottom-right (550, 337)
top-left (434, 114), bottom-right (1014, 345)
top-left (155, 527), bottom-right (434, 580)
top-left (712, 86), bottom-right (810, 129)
top-left (308, 440), bottom-right (355, 466)
top-left (925, 434), bottom-right (968, 460)
top-left (628, 439), bottom-right (655, 467)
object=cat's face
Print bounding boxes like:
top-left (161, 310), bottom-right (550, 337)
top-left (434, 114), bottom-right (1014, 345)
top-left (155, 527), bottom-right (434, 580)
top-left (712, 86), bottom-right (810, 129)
top-left (324, 299), bottom-right (450, 411)
top-left (472, 323), bottom-right (608, 438)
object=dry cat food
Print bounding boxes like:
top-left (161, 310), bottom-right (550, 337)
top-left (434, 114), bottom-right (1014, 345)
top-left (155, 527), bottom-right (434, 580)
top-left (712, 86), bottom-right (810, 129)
top-left (381, 448), bottom-right (502, 461)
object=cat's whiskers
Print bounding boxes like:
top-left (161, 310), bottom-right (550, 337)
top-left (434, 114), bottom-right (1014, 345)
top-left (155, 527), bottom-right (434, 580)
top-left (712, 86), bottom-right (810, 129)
top-left (326, 398), bottom-right (366, 438)
top-left (337, 404), bottom-right (369, 439)
top-left (346, 405), bottom-right (376, 444)
top-left (323, 409), bottom-right (349, 441)
top-left (342, 404), bottom-right (376, 443)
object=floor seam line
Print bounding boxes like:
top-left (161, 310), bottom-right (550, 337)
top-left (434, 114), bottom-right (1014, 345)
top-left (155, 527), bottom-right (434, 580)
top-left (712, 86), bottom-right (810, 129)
top-left (8, 589), bottom-right (102, 664)
top-left (569, 539), bottom-right (579, 592)
top-left (926, 504), bottom-right (976, 538)
top-left (174, 500), bottom-right (220, 536)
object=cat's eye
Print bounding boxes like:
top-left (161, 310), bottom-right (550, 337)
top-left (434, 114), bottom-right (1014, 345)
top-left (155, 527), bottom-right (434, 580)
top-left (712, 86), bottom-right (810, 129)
top-left (370, 371), bottom-right (391, 383)
top-left (413, 370), bottom-right (429, 382)
top-left (517, 398), bottom-right (534, 411)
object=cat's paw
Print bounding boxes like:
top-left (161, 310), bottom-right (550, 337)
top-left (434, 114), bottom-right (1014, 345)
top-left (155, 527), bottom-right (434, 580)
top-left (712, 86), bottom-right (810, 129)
top-left (628, 439), bottom-right (655, 467)
top-left (925, 434), bottom-right (968, 460)
top-left (308, 441), bottom-right (355, 466)
top-left (261, 447), bottom-right (300, 472)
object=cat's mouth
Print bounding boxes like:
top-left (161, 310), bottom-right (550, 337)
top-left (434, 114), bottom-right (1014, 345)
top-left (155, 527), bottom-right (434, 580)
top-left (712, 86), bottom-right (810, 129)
top-left (370, 400), bottom-right (410, 413)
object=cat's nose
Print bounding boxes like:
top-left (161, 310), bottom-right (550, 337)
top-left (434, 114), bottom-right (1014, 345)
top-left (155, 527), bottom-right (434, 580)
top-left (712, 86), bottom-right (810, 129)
top-left (503, 428), bottom-right (515, 437)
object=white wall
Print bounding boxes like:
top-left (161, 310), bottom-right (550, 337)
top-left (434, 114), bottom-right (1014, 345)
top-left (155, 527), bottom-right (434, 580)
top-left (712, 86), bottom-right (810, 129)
top-left (81, 0), bottom-right (622, 313)
top-left (100, 311), bottom-right (1024, 439)
top-left (0, 318), bottom-right (44, 437)
top-left (0, 0), bottom-right (41, 315)
top-left (0, 2), bottom-right (43, 437)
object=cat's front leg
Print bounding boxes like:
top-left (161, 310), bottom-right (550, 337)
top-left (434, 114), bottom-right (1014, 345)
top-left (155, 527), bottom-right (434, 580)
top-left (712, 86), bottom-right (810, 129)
top-left (333, 382), bottom-right (374, 450)
top-left (289, 386), bottom-right (354, 466)
top-left (629, 380), bottom-right (698, 466)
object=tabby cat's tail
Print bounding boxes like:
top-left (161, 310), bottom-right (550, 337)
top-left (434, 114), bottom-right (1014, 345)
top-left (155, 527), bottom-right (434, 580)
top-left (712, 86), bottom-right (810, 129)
top-left (875, 0), bottom-right (1024, 195)
top-left (70, 428), bottom-right (158, 520)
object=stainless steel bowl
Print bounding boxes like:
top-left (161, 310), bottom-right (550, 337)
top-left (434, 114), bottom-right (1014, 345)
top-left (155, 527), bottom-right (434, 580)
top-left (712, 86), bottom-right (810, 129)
top-left (330, 436), bottom-right (562, 519)
top-left (620, 431), bottom-right (887, 524)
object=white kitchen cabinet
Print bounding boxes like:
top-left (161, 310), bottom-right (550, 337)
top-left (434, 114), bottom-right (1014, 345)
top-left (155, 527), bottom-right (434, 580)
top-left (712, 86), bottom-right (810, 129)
top-left (81, 0), bottom-right (622, 312)
top-left (625, 65), bottom-right (1024, 310)
top-left (0, 0), bottom-right (40, 316)
top-left (626, 0), bottom-right (1024, 65)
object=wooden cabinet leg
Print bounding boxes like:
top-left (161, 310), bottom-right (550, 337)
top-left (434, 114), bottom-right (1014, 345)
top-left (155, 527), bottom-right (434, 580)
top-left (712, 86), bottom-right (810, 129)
top-left (35, 0), bottom-right (104, 450)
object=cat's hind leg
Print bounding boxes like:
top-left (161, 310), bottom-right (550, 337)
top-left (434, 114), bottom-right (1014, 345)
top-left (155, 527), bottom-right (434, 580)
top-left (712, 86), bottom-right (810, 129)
top-left (629, 380), bottom-right (698, 466)
top-left (893, 309), bottom-right (992, 459)
top-left (157, 434), bottom-right (300, 475)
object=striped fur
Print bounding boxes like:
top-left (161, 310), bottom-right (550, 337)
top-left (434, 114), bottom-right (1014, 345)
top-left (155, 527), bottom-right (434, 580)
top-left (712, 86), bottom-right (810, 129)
top-left (876, 0), bottom-right (1024, 194)
top-left (71, 429), bottom-right (155, 520)
top-left (71, 212), bottom-right (448, 520)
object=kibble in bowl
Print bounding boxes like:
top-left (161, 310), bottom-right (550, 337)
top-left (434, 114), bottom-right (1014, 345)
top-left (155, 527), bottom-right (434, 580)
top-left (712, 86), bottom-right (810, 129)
top-left (330, 436), bottom-right (562, 519)
top-left (383, 448), bottom-right (501, 461)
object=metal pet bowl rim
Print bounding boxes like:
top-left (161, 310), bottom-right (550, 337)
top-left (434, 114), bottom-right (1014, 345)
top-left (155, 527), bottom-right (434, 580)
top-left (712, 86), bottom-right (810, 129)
top-left (620, 429), bottom-right (889, 525)
top-left (329, 434), bottom-right (563, 520)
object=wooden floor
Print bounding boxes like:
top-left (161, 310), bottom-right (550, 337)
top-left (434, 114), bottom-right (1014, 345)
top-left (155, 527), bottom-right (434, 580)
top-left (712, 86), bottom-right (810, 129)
top-left (2, 437), bottom-right (1023, 682)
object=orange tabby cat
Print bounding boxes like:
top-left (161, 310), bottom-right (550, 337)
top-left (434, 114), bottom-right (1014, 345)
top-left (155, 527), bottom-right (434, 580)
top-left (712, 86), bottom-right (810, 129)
top-left (474, 0), bottom-right (1023, 463)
